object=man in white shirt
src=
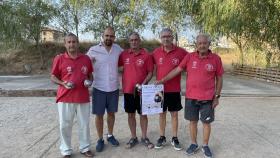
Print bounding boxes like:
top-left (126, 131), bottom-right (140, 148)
top-left (87, 27), bottom-right (123, 152)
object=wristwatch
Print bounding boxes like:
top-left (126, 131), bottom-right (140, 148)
top-left (215, 94), bottom-right (221, 99)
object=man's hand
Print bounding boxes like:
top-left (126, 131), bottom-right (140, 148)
top-left (62, 81), bottom-right (73, 89)
top-left (212, 98), bottom-right (219, 108)
top-left (154, 79), bottom-right (163, 85)
top-left (84, 79), bottom-right (92, 88)
top-left (91, 57), bottom-right (96, 63)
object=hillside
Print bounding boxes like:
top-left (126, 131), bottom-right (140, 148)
top-left (0, 40), bottom-right (161, 75)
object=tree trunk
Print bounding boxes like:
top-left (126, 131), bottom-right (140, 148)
top-left (74, 14), bottom-right (79, 38)
top-left (265, 51), bottom-right (272, 68)
top-left (237, 43), bottom-right (244, 66)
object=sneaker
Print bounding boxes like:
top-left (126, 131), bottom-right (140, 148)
top-left (126, 137), bottom-right (139, 149)
top-left (141, 137), bottom-right (154, 149)
top-left (96, 138), bottom-right (104, 152)
top-left (185, 144), bottom-right (199, 155)
top-left (171, 137), bottom-right (182, 151)
top-left (107, 135), bottom-right (119, 146)
top-left (155, 136), bottom-right (166, 149)
top-left (202, 145), bottom-right (213, 158)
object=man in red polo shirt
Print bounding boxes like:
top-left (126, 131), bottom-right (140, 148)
top-left (51, 33), bottom-right (94, 158)
top-left (156, 34), bottom-right (224, 158)
top-left (152, 28), bottom-right (188, 150)
top-left (119, 32), bottom-right (154, 149)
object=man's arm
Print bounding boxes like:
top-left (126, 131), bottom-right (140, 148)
top-left (142, 71), bottom-right (153, 85)
top-left (212, 76), bottom-right (223, 108)
top-left (155, 66), bottom-right (183, 84)
top-left (50, 74), bottom-right (66, 87)
top-left (88, 73), bottom-right (93, 82)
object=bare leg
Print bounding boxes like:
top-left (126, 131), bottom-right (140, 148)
top-left (107, 112), bottom-right (115, 135)
top-left (128, 113), bottom-right (137, 138)
top-left (159, 112), bottom-right (167, 136)
top-left (140, 115), bottom-right (148, 138)
top-left (202, 123), bottom-right (211, 145)
top-left (170, 111), bottom-right (178, 137)
top-left (95, 115), bottom-right (104, 139)
top-left (190, 121), bottom-right (198, 144)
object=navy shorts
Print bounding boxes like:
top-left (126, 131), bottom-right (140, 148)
top-left (124, 93), bottom-right (141, 114)
top-left (184, 98), bottom-right (214, 123)
top-left (92, 88), bottom-right (119, 115)
top-left (162, 92), bottom-right (182, 112)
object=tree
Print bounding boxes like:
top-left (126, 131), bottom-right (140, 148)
top-left (0, 1), bottom-right (25, 48)
top-left (85, 0), bottom-right (148, 39)
top-left (148, 0), bottom-right (189, 45)
top-left (184, 0), bottom-right (280, 66)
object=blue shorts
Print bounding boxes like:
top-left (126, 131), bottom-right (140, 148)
top-left (92, 88), bottom-right (119, 115)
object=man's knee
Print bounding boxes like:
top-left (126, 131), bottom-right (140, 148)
top-left (128, 113), bottom-right (136, 118)
top-left (107, 112), bottom-right (115, 118)
top-left (190, 120), bottom-right (198, 126)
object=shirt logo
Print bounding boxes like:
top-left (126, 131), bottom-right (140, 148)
top-left (136, 59), bottom-right (144, 66)
top-left (81, 66), bottom-right (88, 74)
top-left (66, 66), bottom-right (73, 74)
top-left (192, 61), bottom-right (197, 69)
top-left (159, 58), bottom-right (163, 65)
top-left (124, 58), bottom-right (130, 64)
top-left (172, 58), bottom-right (179, 65)
top-left (205, 64), bottom-right (214, 71)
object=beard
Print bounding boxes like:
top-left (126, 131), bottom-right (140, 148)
top-left (104, 39), bottom-right (113, 46)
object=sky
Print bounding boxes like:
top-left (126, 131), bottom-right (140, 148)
top-left (79, 27), bottom-right (199, 43)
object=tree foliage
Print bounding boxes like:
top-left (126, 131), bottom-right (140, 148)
top-left (85, 0), bottom-right (148, 39)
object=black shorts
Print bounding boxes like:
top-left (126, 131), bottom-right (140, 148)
top-left (162, 92), bottom-right (182, 112)
top-left (124, 93), bottom-right (141, 114)
top-left (184, 98), bottom-right (214, 123)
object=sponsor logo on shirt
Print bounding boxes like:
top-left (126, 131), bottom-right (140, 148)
top-left (205, 63), bottom-right (214, 71)
top-left (66, 66), bottom-right (73, 74)
top-left (192, 61), bottom-right (197, 69)
top-left (136, 59), bottom-right (144, 66)
top-left (159, 58), bottom-right (163, 65)
top-left (124, 58), bottom-right (130, 64)
top-left (172, 58), bottom-right (179, 65)
top-left (81, 66), bottom-right (88, 74)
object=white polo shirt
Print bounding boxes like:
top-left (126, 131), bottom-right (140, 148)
top-left (87, 43), bottom-right (123, 92)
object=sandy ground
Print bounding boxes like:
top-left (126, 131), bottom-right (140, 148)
top-left (0, 97), bottom-right (280, 158)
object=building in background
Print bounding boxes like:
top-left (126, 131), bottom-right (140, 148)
top-left (40, 27), bottom-right (64, 43)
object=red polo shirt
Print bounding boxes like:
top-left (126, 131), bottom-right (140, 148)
top-left (152, 45), bottom-right (187, 92)
top-left (179, 50), bottom-right (224, 100)
top-left (119, 48), bottom-right (154, 94)
top-left (51, 52), bottom-right (93, 103)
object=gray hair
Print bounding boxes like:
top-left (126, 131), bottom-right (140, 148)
top-left (128, 32), bottom-right (140, 39)
top-left (160, 28), bottom-right (173, 36)
top-left (64, 32), bottom-right (79, 42)
top-left (196, 33), bottom-right (211, 43)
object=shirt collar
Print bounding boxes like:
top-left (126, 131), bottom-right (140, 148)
top-left (63, 52), bottom-right (81, 59)
top-left (161, 44), bottom-right (176, 54)
top-left (194, 49), bottom-right (213, 59)
top-left (128, 48), bottom-right (145, 55)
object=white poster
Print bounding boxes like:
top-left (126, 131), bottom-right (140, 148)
top-left (141, 84), bottom-right (164, 115)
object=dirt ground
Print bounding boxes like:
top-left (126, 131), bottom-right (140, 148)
top-left (1, 97), bottom-right (280, 158)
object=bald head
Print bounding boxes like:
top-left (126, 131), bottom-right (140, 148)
top-left (102, 26), bottom-right (115, 47)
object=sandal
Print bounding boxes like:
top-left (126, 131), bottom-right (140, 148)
top-left (80, 150), bottom-right (94, 157)
top-left (126, 137), bottom-right (139, 149)
top-left (141, 137), bottom-right (154, 149)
